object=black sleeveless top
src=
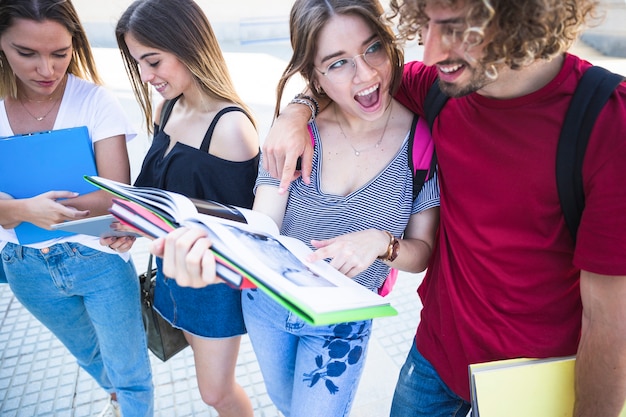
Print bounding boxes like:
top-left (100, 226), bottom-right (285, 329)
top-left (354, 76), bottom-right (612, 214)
top-left (134, 97), bottom-right (259, 209)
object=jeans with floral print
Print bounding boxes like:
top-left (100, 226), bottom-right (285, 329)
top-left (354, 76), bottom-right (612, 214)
top-left (242, 289), bottom-right (372, 417)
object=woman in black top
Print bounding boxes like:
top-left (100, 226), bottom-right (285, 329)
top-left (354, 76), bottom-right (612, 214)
top-left (112, 0), bottom-right (259, 415)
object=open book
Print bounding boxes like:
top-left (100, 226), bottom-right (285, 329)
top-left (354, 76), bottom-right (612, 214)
top-left (469, 356), bottom-right (626, 417)
top-left (84, 175), bottom-right (398, 326)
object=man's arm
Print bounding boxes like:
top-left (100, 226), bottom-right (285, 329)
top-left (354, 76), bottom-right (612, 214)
top-left (574, 270), bottom-right (626, 416)
top-left (262, 103), bottom-right (314, 193)
top-left (262, 91), bottom-right (333, 193)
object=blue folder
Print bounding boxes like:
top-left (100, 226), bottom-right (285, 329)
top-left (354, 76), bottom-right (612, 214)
top-left (0, 126), bottom-right (98, 244)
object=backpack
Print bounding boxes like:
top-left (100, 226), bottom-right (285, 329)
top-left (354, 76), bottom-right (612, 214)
top-left (423, 66), bottom-right (624, 241)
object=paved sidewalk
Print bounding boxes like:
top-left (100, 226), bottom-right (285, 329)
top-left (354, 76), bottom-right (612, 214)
top-left (1, 0), bottom-right (625, 415)
top-left (0, 240), bottom-right (424, 417)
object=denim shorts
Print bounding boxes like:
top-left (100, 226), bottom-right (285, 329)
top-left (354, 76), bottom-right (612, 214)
top-left (153, 257), bottom-right (246, 338)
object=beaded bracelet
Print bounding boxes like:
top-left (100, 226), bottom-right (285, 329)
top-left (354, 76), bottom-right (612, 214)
top-left (290, 93), bottom-right (320, 124)
top-left (296, 93), bottom-right (320, 116)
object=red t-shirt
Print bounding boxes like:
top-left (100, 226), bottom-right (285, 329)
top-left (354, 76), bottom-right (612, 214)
top-left (396, 54), bottom-right (626, 400)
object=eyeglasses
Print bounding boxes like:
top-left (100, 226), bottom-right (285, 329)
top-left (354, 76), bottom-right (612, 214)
top-left (418, 23), bottom-right (474, 48)
top-left (316, 40), bottom-right (389, 83)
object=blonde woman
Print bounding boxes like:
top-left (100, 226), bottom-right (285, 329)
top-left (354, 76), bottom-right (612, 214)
top-left (0, 1), bottom-right (153, 416)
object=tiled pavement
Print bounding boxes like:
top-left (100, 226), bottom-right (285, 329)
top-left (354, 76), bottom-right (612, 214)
top-left (0, 239), bottom-right (424, 416)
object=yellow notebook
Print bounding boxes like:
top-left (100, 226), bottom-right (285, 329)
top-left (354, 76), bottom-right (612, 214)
top-left (469, 356), bottom-right (626, 417)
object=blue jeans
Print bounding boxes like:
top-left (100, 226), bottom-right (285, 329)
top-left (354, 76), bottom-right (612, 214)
top-left (242, 289), bottom-right (372, 417)
top-left (1, 242), bottom-right (154, 417)
top-left (390, 340), bottom-right (471, 417)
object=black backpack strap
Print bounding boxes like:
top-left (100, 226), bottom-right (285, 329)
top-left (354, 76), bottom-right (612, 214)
top-left (408, 115), bottom-right (425, 199)
top-left (423, 78), bottom-right (449, 131)
top-left (556, 66), bottom-right (624, 241)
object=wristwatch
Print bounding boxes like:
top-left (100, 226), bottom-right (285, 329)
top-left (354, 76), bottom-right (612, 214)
top-left (378, 231), bottom-right (399, 262)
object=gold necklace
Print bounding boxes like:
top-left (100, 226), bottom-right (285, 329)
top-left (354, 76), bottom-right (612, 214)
top-left (18, 77), bottom-right (66, 122)
top-left (335, 102), bottom-right (393, 156)
top-left (18, 96), bottom-right (60, 122)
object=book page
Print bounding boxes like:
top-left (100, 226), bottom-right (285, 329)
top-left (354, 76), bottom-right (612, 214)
top-left (186, 217), bottom-right (390, 315)
top-left (85, 176), bottom-right (199, 224)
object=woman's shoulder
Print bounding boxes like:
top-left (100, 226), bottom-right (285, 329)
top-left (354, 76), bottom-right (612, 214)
top-left (60, 74), bottom-right (132, 137)
top-left (211, 105), bottom-right (255, 133)
top-left (65, 74), bottom-right (116, 101)
top-left (64, 74), bottom-right (122, 112)
top-left (206, 104), bottom-right (259, 161)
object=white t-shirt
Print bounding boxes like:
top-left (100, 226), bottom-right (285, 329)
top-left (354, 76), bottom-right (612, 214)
top-left (0, 74), bottom-right (136, 258)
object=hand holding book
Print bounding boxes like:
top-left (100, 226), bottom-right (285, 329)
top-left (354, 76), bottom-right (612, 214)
top-left (151, 226), bottom-right (225, 288)
top-left (84, 175), bottom-right (398, 325)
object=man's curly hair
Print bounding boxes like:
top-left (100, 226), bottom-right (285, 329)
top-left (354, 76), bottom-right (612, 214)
top-left (388, 0), bottom-right (600, 71)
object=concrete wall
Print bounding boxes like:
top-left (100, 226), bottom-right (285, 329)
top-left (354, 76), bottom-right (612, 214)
top-left (73, 0), bottom-right (626, 57)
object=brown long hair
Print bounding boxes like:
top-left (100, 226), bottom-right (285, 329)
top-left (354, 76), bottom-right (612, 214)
top-left (116, 0), bottom-right (256, 133)
top-left (0, 0), bottom-right (101, 99)
top-left (275, 0), bottom-right (404, 119)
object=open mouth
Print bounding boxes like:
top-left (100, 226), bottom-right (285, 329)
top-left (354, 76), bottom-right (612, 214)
top-left (354, 84), bottom-right (380, 109)
top-left (437, 62), bottom-right (465, 82)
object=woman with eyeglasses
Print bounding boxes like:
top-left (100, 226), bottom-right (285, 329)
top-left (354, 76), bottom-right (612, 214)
top-left (235, 0), bottom-right (440, 415)
top-left (148, 0), bottom-right (439, 414)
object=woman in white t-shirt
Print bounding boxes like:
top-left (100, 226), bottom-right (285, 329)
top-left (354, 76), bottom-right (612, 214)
top-left (0, 1), bottom-right (153, 415)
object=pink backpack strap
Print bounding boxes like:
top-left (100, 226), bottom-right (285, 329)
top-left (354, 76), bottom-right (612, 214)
top-left (408, 115), bottom-right (436, 199)
top-left (308, 124), bottom-right (315, 146)
top-left (378, 268), bottom-right (398, 297)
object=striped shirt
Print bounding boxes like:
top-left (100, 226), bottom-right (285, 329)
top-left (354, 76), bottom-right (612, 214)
top-left (256, 121), bottom-right (439, 291)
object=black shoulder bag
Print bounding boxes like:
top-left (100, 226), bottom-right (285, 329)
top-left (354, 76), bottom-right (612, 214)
top-left (139, 251), bottom-right (189, 362)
